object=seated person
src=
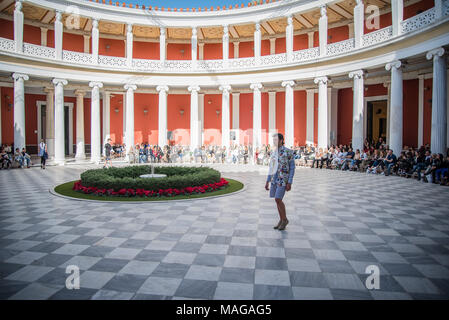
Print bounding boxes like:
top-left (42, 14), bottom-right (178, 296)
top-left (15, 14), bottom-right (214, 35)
top-left (1, 148), bottom-right (12, 169)
top-left (383, 149), bottom-right (397, 176)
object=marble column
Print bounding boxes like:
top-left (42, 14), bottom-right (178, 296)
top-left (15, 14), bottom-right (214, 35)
top-left (354, 0), bottom-right (364, 48)
top-left (328, 87), bottom-right (339, 146)
top-left (160, 27), bottom-right (166, 62)
top-left (386, 60), bottom-right (403, 154)
top-left (102, 91), bottom-right (111, 148)
top-left (198, 43), bottom-right (204, 60)
top-left (54, 10), bottom-right (63, 60)
top-left (198, 93), bottom-right (205, 146)
top-left (282, 81), bottom-right (295, 148)
top-left (233, 41), bottom-right (239, 58)
top-left (319, 6), bottom-right (328, 56)
top-left (268, 91), bottom-right (276, 138)
top-left (157, 85), bottom-right (169, 146)
top-left (349, 70), bottom-right (365, 151)
top-left (124, 84), bottom-right (136, 159)
top-left (12, 73), bottom-right (28, 152)
top-left (191, 27), bottom-right (198, 67)
top-left (250, 83), bottom-right (263, 149)
top-left (89, 81), bottom-right (103, 163)
top-left (254, 22), bottom-right (261, 64)
top-left (92, 19), bottom-right (99, 64)
top-left (314, 77), bottom-right (329, 149)
top-left (219, 85), bottom-right (231, 148)
top-left (74, 90), bottom-right (86, 160)
top-left (269, 38), bottom-right (276, 55)
top-left (14, 0), bottom-right (23, 53)
top-left (44, 87), bottom-right (55, 158)
top-left (392, 0), bottom-right (404, 36)
top-left (306, 89), bottom-right (315, 146)
top-left (40, 27), bottom-right (48, 46)
top-left (188, 85), bottom-right (201, 149)
top-left (286, 15), bottom-right (293, 62)
top-left (232, 92), bottom-right (240, 145)
top-left (83, 35), bottom-right (90, 53)
top-left (126, 24), bottom-right (133, 67)
top-left (223, 25), bottom-right (229, 65)
top-left (53, 78), bottom-right (68, 164)
top-left (427, 48), bottom-right (447, 154)
top-left (307, 32), bottom-right (314, 48)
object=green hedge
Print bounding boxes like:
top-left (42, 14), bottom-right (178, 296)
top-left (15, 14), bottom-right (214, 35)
top-left (80, 165), bottom-right (221, 191)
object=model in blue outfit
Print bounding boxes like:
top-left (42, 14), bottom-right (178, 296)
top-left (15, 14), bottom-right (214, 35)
top-left (265, 133), bottom-right (295, 230)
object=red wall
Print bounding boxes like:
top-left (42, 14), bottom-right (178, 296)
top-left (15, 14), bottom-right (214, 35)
top-left (203, 43), bottom-right (222, 60)
top-left (328, 25), bottom-right (349, 44)
top-left (404, 0), bottom-right (434, 19)
top-left (293, 34), bottom-right (308, 50)
top-left (204, 94), bottom-right (222, 145)
top-left (133, 41), bottom-right (160, 59)
top-left (1, 87), bottom-right (14, 144)
top-left (261, 92), bottom-right (269, 145)
top-left (134, 93), bottom-right (159, 144)
top-left (261, 39), bottom-right (270, 56)
top-left (99, 38), bottom-right (124, 57)
top-left (167, 94), bottom-right (190, 145)
top-left (63, 32), bottom-right (84, 52)
top-left (403, 79), bottom-right (419, 147)
top-left (239, 41), bottom-right (254, 58)
top-left (109, 94), bottom-right (124, 145)
top-left (423, 79), bottom-right (433, 145)
top-left (167, 43), bottom-right (192, 60)
top-left (0, 19), bottom-right (13, 40)
top-left (239, 93), bottom-right (252, 145)
top-left (23, 24), bottom-right (41, 45)
top-left (294, 90), bottom-right (307, 146)
top-left (275, 91), bottom-right (285, 141)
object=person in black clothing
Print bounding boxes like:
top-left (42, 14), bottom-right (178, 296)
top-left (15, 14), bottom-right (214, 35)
top-left (103, 138), bottom-right (113, 168)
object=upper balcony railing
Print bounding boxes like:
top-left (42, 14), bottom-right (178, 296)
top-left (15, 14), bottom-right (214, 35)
top-left (0, 6), bottom-right (447, 74)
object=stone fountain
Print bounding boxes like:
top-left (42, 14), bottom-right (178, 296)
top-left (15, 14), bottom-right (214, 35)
top-left (139, 164), bottom-right (167, 179)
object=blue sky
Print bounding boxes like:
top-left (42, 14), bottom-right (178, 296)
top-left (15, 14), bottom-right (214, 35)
top-left (124, 1), bottom-right (253, 8)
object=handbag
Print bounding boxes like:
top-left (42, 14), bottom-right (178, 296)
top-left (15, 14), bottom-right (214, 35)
top-left (44, 151), bottom-right (48, 159)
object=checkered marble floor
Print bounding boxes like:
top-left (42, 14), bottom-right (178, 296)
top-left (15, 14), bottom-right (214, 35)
top-left (1, 163), bottom-right (449, 300)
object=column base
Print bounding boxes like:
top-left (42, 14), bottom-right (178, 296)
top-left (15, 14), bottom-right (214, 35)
top-left (75, 154), bottom-right (86, 161)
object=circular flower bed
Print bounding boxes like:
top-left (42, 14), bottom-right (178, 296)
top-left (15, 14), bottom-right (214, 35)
top-left (73, 165), bottom-right (229, 198)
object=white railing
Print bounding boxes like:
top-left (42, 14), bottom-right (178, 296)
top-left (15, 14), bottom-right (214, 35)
top-left (0, 6), bottom-right (445, 73)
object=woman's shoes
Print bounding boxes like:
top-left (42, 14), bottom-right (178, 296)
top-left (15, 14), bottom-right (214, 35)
top-left (273, 220), bottom-right (282, 229)
top-left (278, 219), bottom-right (289, 231)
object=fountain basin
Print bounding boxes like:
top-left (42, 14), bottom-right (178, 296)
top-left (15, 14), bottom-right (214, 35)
top-left (139, 173), bottom-right (167, 179)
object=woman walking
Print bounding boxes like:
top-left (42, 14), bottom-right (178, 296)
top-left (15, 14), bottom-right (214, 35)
top-left (38, 139), bottom-right (48, 169)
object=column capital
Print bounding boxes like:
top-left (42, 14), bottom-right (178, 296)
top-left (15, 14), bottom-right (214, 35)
top-left (188, 85), bottom-right (201, 92)
top-left (385, 60), bottom-right (402, 71)
top-left (268, 91), bottom-right (277, 96)
top-left (43, 86), bottom-right (54, 93)
top-left (314, 76), bottom-right (329, 85)
top-left (219, 85), bottom-right (232, 93)
top-left (160, 27), bottom-right (166, 35)
top-left (287, 15), bottom-right (293, 26)
top-left (355, 0), bottom-right (364, 5)
top-left (281, 80), bottom-right (295, 88)
top-left (349, 70), bottom-right (365, 79)
top-left (255, 22), bottom-right (261, 32)
top-left (198, 42), bottom-right (205, 47)
top-left (383, 82), bottom-right (391, 89)
top-left (426, 47), bottom-right (445, 60)
top-left (15, 0), bottom-right (23, 11)
top-left (156, 85), bottom-right (169, 93)
top-left (89, 81), bottom-right (103, 88)
top-left (92, 18), bottom-right (99, 29)
top-left (55, 10), bottom-right (62, 22)
top-left (192, 27), bottom-right (197, 37)
top-left (231, 92), bottom-right (240, 97)
top-left (124, 84), bottom-right (137, 91)
top-left (223, 24), bottom-right (229, 33)
top-left (250, 83), bottom-right (262, 91)
top-left (127, 23), bottom-right (133, 33)
top-left (12, 73), bottom-right (29, 81)
top-left (52, 78), bottom-right (68, 86)
top-left (320, 5), bottom-right (327, 17)
top-left (74, 89), bottom-right (86, 97)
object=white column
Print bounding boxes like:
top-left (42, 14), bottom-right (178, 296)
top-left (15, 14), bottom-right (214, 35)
top-left (354, 0), bottom-right (364, 48)
top-left (254, 22), bottom-right (261, 64)
top-left (188, 85), bottom-right (201, 149)
top-left (83, 35), bottom-right (90, 53)
top-left (250, 83), bottom-right (263, 148)
top-left (319, 6), bottom-right (328, 56)
top-left (14, 0), bottom-right (24, 53)
top-left (383, 82), bottom-right (391, 145)
top-left (282, 81), bottom-right (295, 148)
top-left (12, 73), bottom-right (28, 151)
top-left (349, 70), bottom-right (365, 151)
top-left (427, 48), bottom-right (447, 154)
top-left (347, 23), bottom-right (354, 39)
top-left (102, 91), bottom-right (111, 148)
top-left (306, 89), bottom-right (315, 146)
top-left (435, 0), bottom-right (444, 19)
top-left (89, 81), bottom-right (103, 163)
top-left (392, 0), bottom-right (404, 37)
top-left (191, 27), bottom-right (198, 67)
top-left (198, 43), bottom-right (204, 60)
top-left (75, 90), bottom-right (86, 160)
top-left (418, 75), bottom-right (424, 147)
top-left (122, 93), bottom-right (126, 141)
top-left (286, 15), bottom-right (293, 62)
top-left (314, 77), bottom-right (329, 149)
top-left (124, 84), bottom-right (136, 159)
top-left (54, 10), bottom-right (63, 60)
top-left (233, 41), bottom-right (239, 58)
top-left (223, 25), bottom-right (229, 64)
top-left (199, 93), bottom-right (205, 146)
top-left (232, 92), bottom-right (240, 145)
top-left (157, 85), bottom-right (169, 146)
top-left (92, 19), bottom-right (99, 64)
top-left (269, 38), bottom-right (276, 55)
top-left (52, 78), bottom-right (68, 164)
top-left (219, 85), bottom-right (231, 148)
top-left (268, 91), bottom-right (276, 138)
top-left (307, 32), bottom-right (314, 48)
top-left (386, 60), bottom-right (403, 154)
top-left (126, 23), bottom-right (133, 67)
top-left (160, 27), bottom-right (166, 62)
top-left (68, 105), bottom-right (74, 155)
top-left (40, 27), bottom-right (48, 47)
top-left (328, 87), bottom-right (338, 146)
top-left (44, 87), bottom-right (55, 158)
